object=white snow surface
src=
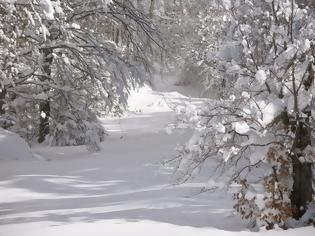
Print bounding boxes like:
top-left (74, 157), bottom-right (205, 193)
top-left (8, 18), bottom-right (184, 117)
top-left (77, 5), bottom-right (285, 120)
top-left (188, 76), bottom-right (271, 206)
top-left (0, 76), bottom-right (313, 235)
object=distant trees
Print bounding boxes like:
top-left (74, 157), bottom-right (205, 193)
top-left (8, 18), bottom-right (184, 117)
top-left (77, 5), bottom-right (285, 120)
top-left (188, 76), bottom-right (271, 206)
top-left (0, 0), bottom-right (160, 150)
top-left (172, 0), bottom-right (314, 229)
top-left (144, 0), bottom-right (232, 96)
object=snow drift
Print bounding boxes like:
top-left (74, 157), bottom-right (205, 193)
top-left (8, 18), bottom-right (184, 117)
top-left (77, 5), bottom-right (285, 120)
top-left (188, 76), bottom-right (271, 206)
top-left (0, 128), bottom-right (33, 161)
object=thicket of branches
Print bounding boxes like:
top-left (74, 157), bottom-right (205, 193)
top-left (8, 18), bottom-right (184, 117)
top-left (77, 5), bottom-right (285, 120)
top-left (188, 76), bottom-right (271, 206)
top-left (0, 0), bottom-right (160, 150)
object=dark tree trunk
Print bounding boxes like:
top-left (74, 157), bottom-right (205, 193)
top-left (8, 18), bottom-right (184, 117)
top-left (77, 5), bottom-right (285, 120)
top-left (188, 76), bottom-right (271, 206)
top-left (149, 0), bottom-right (155, 18)
top-left (114, 28), bottom-right (120, 45)
top-left (290, 120), bottom-right (314, 219)
top-left (38, 100), bottom-right (50, 143)
top-left (0, 88), bottom-right (6, 115)
top-left (291, 158), bottom-right (313, 219)
top-left (38, 47), bottom-right (53, 143)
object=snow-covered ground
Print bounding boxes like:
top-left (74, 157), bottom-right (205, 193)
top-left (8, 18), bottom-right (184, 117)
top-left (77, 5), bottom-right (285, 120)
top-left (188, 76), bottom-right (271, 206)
top-left (0, 77), bottom-right (313, 235)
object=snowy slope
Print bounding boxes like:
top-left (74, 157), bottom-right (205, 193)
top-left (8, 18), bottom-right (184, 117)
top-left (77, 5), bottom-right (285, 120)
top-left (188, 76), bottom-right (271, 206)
top-left (0, 81), bottom-right (313, 236)
top-left (0, 128), bottom-right (33, 162)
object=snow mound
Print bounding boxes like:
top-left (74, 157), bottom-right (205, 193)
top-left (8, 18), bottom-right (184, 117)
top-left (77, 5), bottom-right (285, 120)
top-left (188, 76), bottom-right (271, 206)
top-left (127, 85), bottom-right (171, 114)
top-left (0, 128), bottom-right (33, 161)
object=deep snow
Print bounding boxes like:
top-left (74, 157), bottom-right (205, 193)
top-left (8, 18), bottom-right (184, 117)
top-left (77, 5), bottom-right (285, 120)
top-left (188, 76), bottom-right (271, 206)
top-left (0, 128), bottom-right (33, 162)
top-left (0, 76), bottom-right (314, 235)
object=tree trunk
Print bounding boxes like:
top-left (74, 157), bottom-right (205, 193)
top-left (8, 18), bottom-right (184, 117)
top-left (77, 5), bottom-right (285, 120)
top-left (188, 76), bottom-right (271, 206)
top-left (149, 0), bottom-right (155, 18)
top-left (38, 47), bottom-right (53, 143)
top-left (0, 88), bottom-right (6, 115)
top-left (289, 63), bottom-right (314, 219)
top-left (290, 121), bottom-right (314, 219)
top-left (291, 158), bottom-right (313, 219)
top-left (114, 27), bottom-right (120, 45)
top-left (38, 99), bottom-right (50, 143)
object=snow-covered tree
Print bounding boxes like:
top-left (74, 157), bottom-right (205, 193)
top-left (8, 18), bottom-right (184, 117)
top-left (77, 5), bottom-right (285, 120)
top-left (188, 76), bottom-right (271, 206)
top-left (172, 0), bottom-right (314, 229)
top-left (0, 0), bottom-right (160, 150)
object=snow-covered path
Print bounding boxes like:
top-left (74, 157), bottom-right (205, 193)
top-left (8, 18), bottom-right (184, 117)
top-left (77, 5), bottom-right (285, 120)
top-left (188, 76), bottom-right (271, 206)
top-left (0, 81), bottom-right (313, 236)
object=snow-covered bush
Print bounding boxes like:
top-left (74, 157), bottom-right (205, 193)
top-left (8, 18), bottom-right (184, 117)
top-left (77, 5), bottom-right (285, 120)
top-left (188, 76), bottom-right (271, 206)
top-left (49, 107), bottom-right (105, 149)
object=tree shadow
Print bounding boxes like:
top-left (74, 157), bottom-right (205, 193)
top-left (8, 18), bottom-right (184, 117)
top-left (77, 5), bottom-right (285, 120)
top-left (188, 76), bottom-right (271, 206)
top-left (0, 128), bottom-right (245, 232)
top-left (0, 166), bottom-right (245, 231)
